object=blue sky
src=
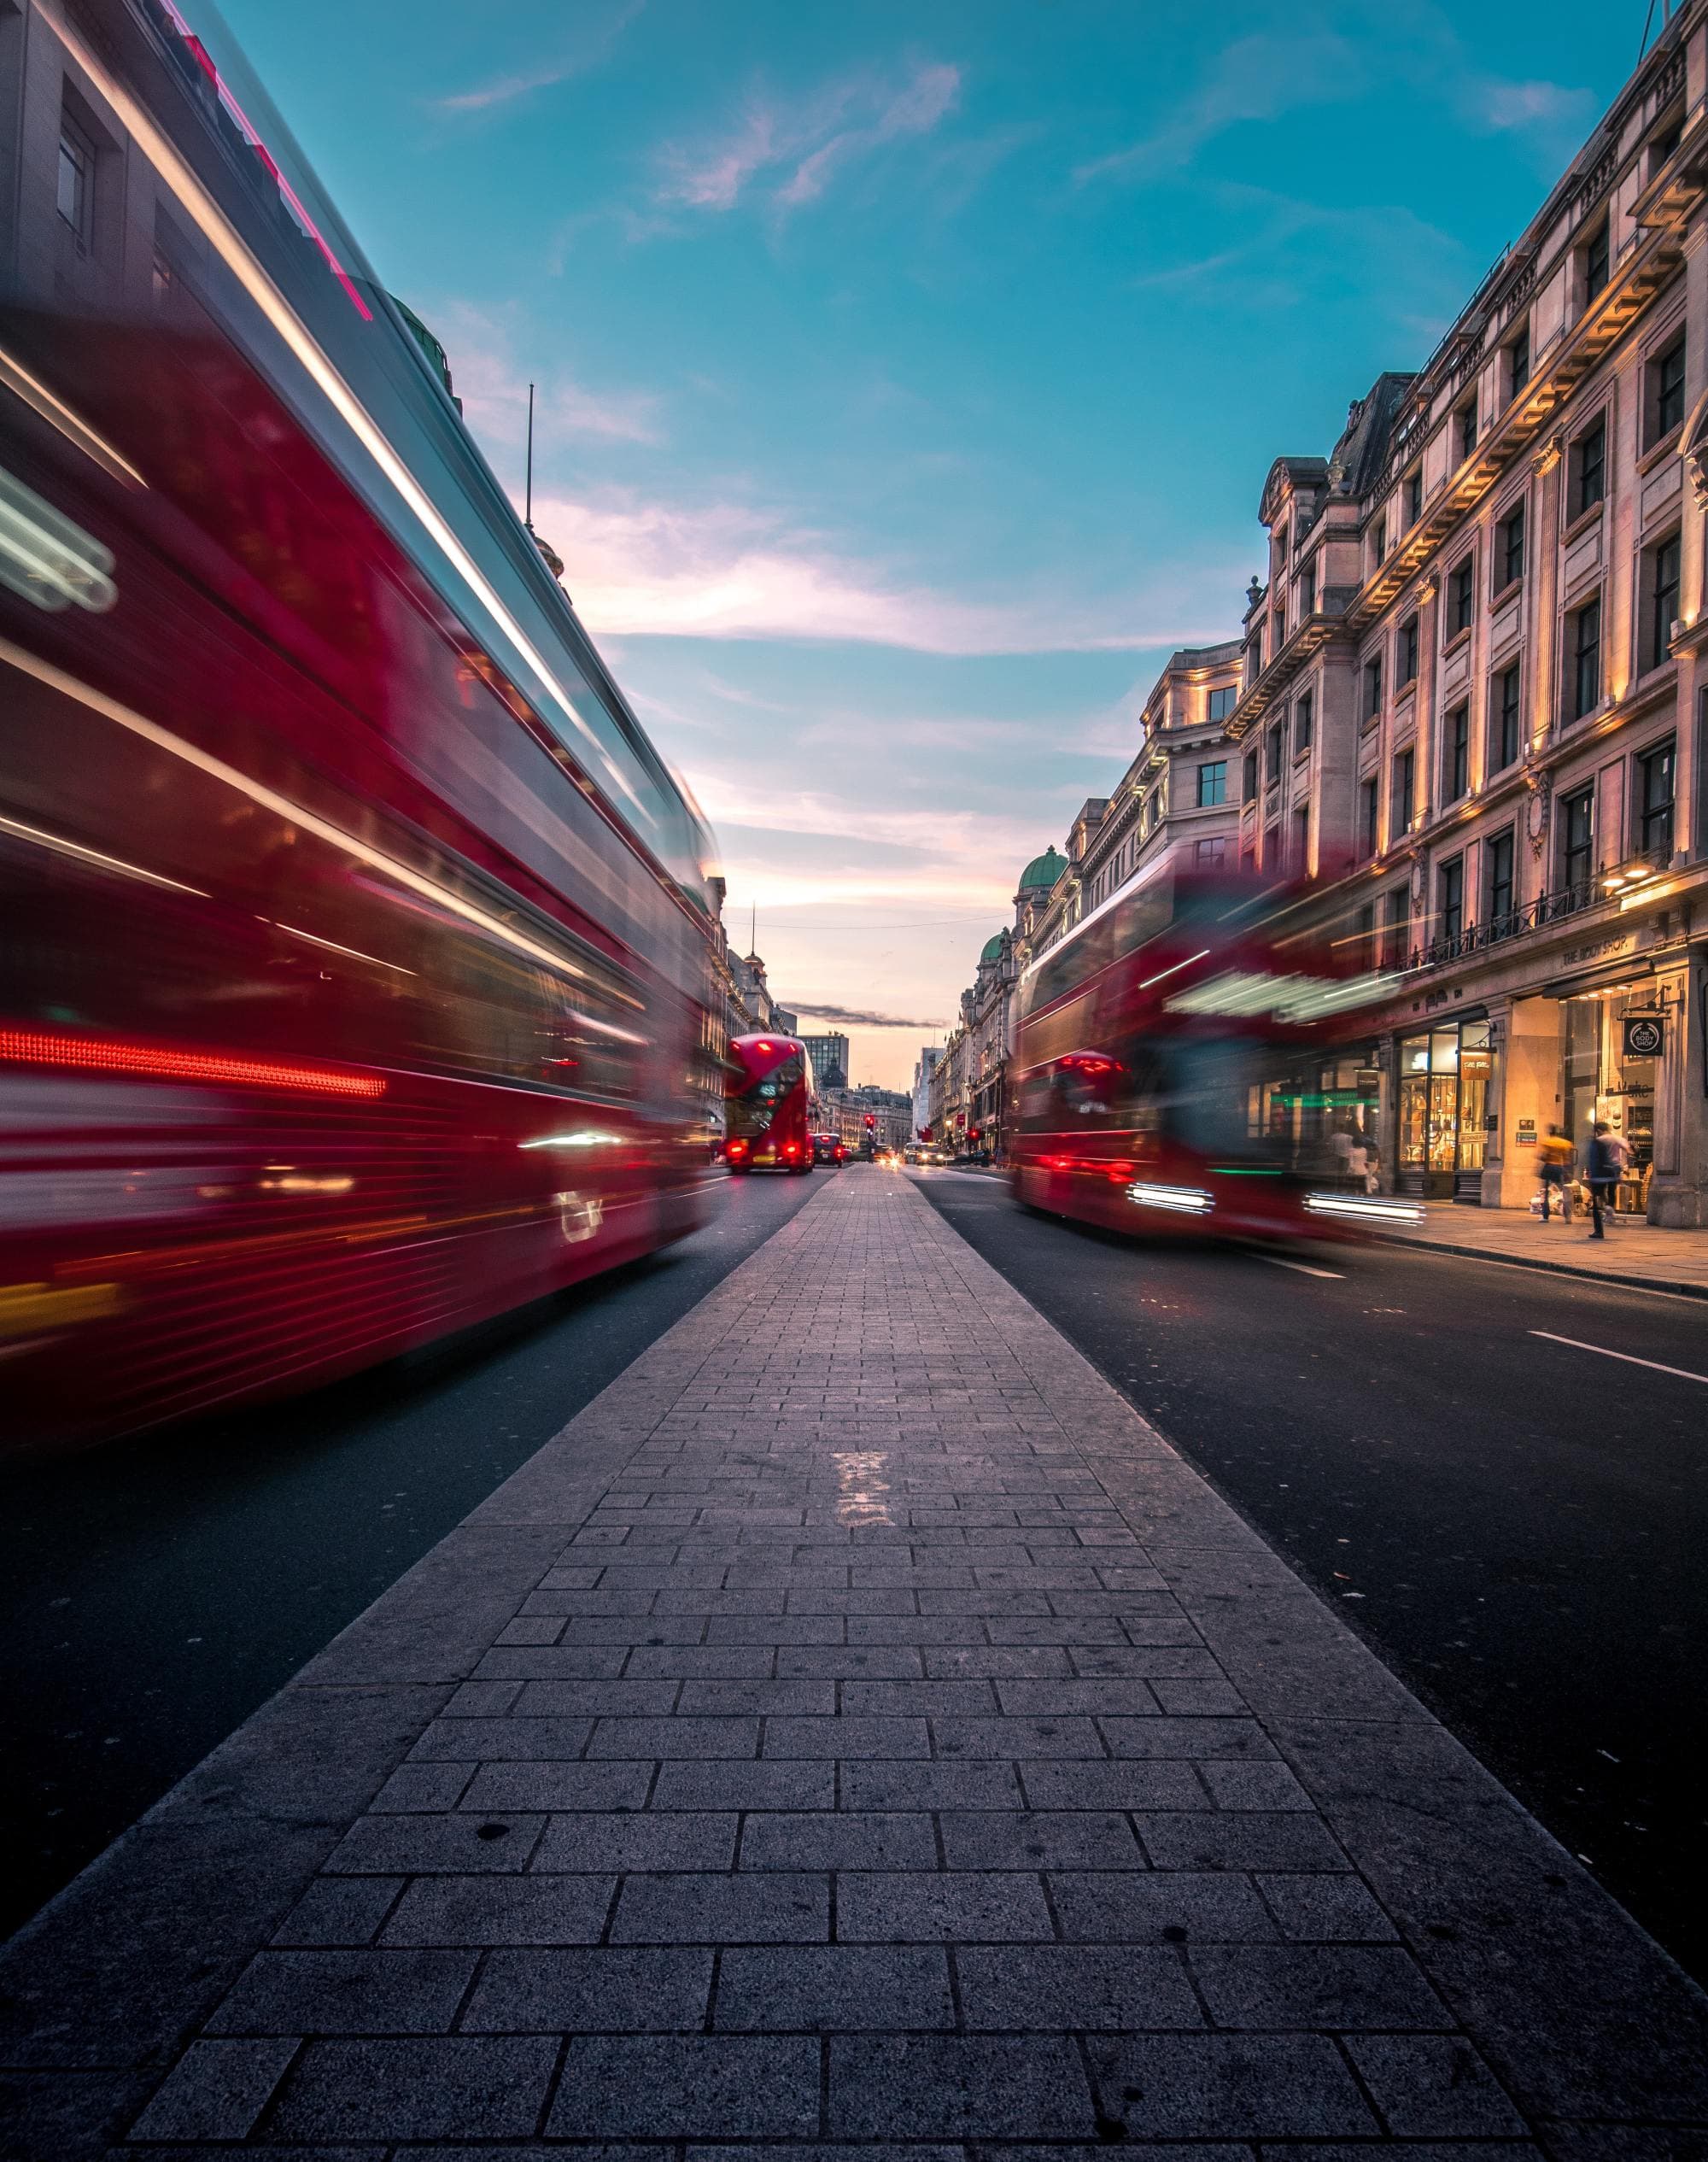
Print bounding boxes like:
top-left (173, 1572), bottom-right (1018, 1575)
top-left (225, 0), bottom-right (1641, 1087)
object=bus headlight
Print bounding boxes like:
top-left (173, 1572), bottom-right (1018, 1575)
top-left (1126, 1181), bottom-right (1214, 1215)
top-left (1303, 1192), bottom-right (1425, 1224)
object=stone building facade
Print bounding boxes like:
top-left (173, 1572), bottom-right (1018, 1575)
top-left (1229, 5), bottom-right (1708, 1220)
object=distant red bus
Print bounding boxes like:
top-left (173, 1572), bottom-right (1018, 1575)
top-left (724, 1037), bottom-right (817, 1175)
top-left (1011, 865), bottom-right (1419, 1241)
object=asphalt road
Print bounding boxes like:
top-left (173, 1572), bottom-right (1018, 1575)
top-left (911, 1168), bottom-right (1708, 1985)
top-left (0, 1169), bottom-right (817, 1942)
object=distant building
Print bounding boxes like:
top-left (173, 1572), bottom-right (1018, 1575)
top-left (799, 1033), bottom-right (851, 1090)
top-left (822, 1084), bottom-right (911, 1152)
top-left (911, 1046), bottom-right (942, 1138)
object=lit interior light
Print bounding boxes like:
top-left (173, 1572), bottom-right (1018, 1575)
top-left (518, 1131), bottom-right (623, 1151)
top-left (1303, 1192), bottom-right (1425, 1224)
top-left (0, 636), bottom-right (591, 984)
top-left (1126, 1181), bottom-right (1215, 1215)
top-left (258, 1174), bottom-right (355, 1193)
top-left (48, 9), bottom-right (649, 823)
top-left (0, 1028), bottom-right (385, 1097)
top-left (264, 918), bottom-right (415, 973)
top-left (0, 343), bottom-right (146, 489)
top-left (0, 463), bottom-right (117, 613)
top-left (0, 811), bottom-right (207, 895)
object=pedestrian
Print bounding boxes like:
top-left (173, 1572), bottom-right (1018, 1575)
top-left (1536, 1124), bottom-right (1573, 1222)
top-left (1584, 1121), bottom-right (1622, 1239)
top-left (1331, 1126), bottom-right (1354, 1188)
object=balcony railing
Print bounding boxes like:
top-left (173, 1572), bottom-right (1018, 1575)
top-left (1401, 844), bottom-right (1673, 971)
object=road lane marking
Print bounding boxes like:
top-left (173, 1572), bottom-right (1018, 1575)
top-left (1261, 1257), bottom-right (1344, 1279)
top-left (1529, 1331), bottom-right (1708, 1385)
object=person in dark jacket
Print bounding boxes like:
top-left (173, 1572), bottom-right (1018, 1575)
top-left (1584, 1122), bottom-right (1624, 1239)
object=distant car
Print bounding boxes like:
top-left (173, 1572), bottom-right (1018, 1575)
top-left (811, 1132), bottom-right (847, 1166)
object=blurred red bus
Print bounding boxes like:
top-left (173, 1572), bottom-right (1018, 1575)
top-left (1011, 865), bottom-right (1421, 1241)
top-left (0, 2), bottom-right (720, 1441)
top-left (724, 1037), bottom-right (817, 1175)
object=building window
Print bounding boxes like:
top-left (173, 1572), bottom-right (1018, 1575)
top-left (1492, 662), bottom-right (1522, 771)
top-left (1363, 653), bottom-right (1383, 721)
top-left (1263, 823), bottom-right (1280, 865)
top-left (1291, 805), bottom-right (1309, 871)
top-left (1651, 116), bottom-right (1683, 174)
top-left (1506, 323), bottom-right (1530, 403)
top-left (1448, 558), bottom-right (1474, 636)
top-left (1294, 690), bottom-right (1313, 753)
top-left (1647, 530), bottom-right (1681, 673)
top-left (1355, 901), bottom-right (1376, 972)
top-left (57, 111), bottom-right (95, 249)
top-left (1372, 515), bottom-right (1388, 568)
top-left (1397, 615), bottom-right (1419, 685)
top-left (1272, 606), bottom-right (1286, 648)
top-left (1392, 746), bottom-right (1415, 835)
top-left (1637, 739), bottom-right (1675, 856)
top-left (1486, 828), bottom-right (1516, 930)
top-left (1457, 400), bottom-right (1478, 464)
top-left (1360, 776), bottom-right (1379, 860)
top-left (1562, 784), bottom-right (1594, 893)
top-left (1570, 597), bottom-right (1601, 719)
top-left (1266, 721), bottom-right (1283, 782)
top-left (1195, 835), bottom-right (1227, 870)
top-left (1446, 703), bottom-right (1469, 800)
top-left (1299, 565), bottom-right (1316, 617)
top-left (1196, 760), bottom-right (1227, 807)
top-left (1438, 855), bottom-right (1464, 943)
top-left (1243, 750), bottom-right (1259, 800)
top-left (1582, 220), bottom-right (1610, 303)
top-left (1571, 416), bottom-right (1606, 518)
top-left (1207, 684), bottom-right (1236, 722)
top-left (1379, 889), bottom-right (1408, 969)
top-left (1650, 333), bottom-right (1686, 445)
top-left (1494, 502), bottom-right (1525, 593)
top-left (1405, 471), bottom-right (1423, 526)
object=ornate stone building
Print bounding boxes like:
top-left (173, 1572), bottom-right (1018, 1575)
top-left (1229, 6), bottom-right (1708, 1219)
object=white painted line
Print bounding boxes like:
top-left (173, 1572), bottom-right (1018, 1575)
top-left (1261, 1257), bottom-right (1344, 1279)
top-left (1529, 1331), bottom-right (1708, 1385)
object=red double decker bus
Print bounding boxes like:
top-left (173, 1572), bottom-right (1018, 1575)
top-left (723, 1036), bottom-right (817, 1175)
top-left (1011, 864), bottom-right (1420, 1242)
top-left (0, 0), bottom-right (720, 1441)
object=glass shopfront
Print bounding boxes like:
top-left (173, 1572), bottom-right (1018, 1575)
top-left (1398, 1017), bottom-right (1492, 1200)
top-left (1559, 984), bottom-right (1659, 1214)
top-left (1255, 1049), bottom-right (1382, 1182)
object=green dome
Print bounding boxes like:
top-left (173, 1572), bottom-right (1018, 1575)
top-left (1018, 846), bottom-right (1068, 893)
top-left (979, 933), bottom-right (1005, 964)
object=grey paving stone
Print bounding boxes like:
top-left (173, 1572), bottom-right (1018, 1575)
top-left (932, 1715), bottom-right (1107, 1758)
top-left (1198, 1761), bottom-right (1313, 1810)
top-left (1050, 1870), bottom-right (1278, 1943)
top-left (1016, 1761), bottom-right (1208, 1812)
top-left (715, 1946), bottom-right (955, 2030)
top-left (1190, 1943), bottom-right (1449, 2029)
top-left (127, 2039), bottom-right (298, 2141)
top-left (532, 1810), bottom-right (738, 1872)
top-left (1085, 2033), bottom-right (1378, 2137)
top-left (840, 1679), bottom-right (997, 1715)
top-left (837, 1871), bottom-right (1056, 1942)
top-left (204, 1948), bottom-right (477, 2035)
top-left (322, 1811), bottom-right (547, 1874)
top-left (462, 1948), bottom-right (714, 2032)
top-left (459, 1761), bottom-right (652, 1813)
top-left (762, 1716), bottom-right (931, 1757)
top-left (706, 1616), bottom-right (845, 1644)
top-left (588, 1716), bottom-right (758, 1758)
top-left (511, 1679), bottom-right (681, 1717)
top-left (775, 1644), bottom-right (925, 1677)
top-left (611, 1872), bottom-right (829, 1942)
top-left (409, 1716), bottom-right (593, 1761)
top-left (740, 1810), bottom-right (938, 1870)
top-left (1258, 1874), bottom-right (1401, 1942)
top-left (625, 1646), bottom-right (777, 1678)
top-left (381, 1875), bottom-right (612, 1946)
top-left (370, 1761), bottom-right (475, 1812)
top-left (997, 1678), bottom-right (1162, 1716)
top-left (939, 1809), bottom-right (1148, 1871)
top-left (957, 1942), bottom-right (1204, 2030)
top-left (272, 1878), bottom-right (404, 1948)
top-left (677, 1679), bottom-right (837, 1715)
top-left (1345, 2033), bottom-right (1530, 2135)
top-left (267, 2036), bottom-right (559, 2140)
top-left (651, 1761), bottom-right (835, 1811)
top-left (546, 2036), bottom-right (820, 2138)
top-left (442, 1679), bottom-right (524, 1715)
top-left (828, 2033), bottom-right (1097, 2137)
top-left (1138, 1811), bottom-right (1350, 1872)
top-left (924, 1647), bottom-right (1071, 1678)
top-left (1101, 1716), bottom-right (1276, 1758)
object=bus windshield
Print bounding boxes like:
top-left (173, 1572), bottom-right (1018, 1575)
top-left (727, 1052), bottom-right (804, 1138)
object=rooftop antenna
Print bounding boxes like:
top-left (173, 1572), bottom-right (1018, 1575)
top-left (750, 904), bottom-right (757, 955)
top-left (524, 382), bottom-right (535, 530)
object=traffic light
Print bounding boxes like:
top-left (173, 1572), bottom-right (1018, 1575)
top-left (863, 1113), bottom-right (876, 1128)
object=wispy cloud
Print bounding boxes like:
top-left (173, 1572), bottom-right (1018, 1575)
top-left (530, 484), bottom-right (1237, 655)
top-left (657, 58), bottom-right (962, 219)
top-left (434, 0), bottom-right (644, 114)
top-left (793, 1004), bottom-right (950, 1030)
top-left (441, 301), bottom-right (665, 448)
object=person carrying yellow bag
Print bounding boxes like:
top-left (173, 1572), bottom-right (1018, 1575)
top-left (1536, 1125), bottom-right (1574, 1222)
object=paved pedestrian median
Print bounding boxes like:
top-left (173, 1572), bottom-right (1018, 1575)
top-left (3, 1173), bottom-right (1705, 2155)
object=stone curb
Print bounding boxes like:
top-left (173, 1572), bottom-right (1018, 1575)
top-left (1372, 1230), bottom-right (1708, 1302)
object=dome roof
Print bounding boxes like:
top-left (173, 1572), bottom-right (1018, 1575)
top-left (979, 933), bottom-right (1005, 964)
top-left (1018, 846), bottom-right (1068, 893)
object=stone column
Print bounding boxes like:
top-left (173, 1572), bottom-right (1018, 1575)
top-left (1493, 993), bottom-right (1562, 1208)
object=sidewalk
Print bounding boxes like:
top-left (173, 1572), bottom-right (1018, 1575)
top-left (3, 1172), bottom-right (1705, 2158)
top-left (1377, 1203), bottom-right (1708, 1298)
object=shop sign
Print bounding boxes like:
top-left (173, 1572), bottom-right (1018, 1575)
top-left (1516, 1117), bottom-right (1537, 1146)
top-left (1623, 1014), bottom-right (1664, 1058)
top-left (1559, 933), bottom-right (1633, 968)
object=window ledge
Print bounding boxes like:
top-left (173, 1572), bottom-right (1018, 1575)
top-left (1442, 624), bottom-right (1472, 658)
top-left (1635, 434), bottom-right (1680, 478)
top-left (1562, 501), bottom-right (1606, 547)
top-left (1395, 677), bottom-right (1418, 705)
top-left (1491, 577), bottom-right (1524, 608)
